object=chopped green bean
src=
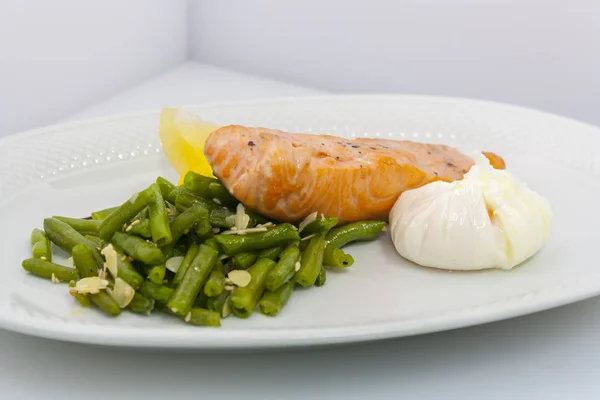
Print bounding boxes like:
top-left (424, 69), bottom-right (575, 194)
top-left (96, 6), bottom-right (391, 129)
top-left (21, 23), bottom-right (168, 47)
top-left (145, 264), bottom-right (166, 285)
top-left (209, 207), bottom-right (235, 228)
top-left (203, 238), bottom-right (221, 253)
top-left (295, 233), bottom-right (326, 287)
top-left (128, 219), bottom-right (152, 238)
top-left (127, 292), bottom-right (155, 314)
top-left (208, 182), bottom-right (237, 207)
top-left (301, 216), bottom-right (339, 237)
top-left (71, 243), bottom-right (99, 278)
top-left (233, 252), bottom-right (257, 270)
top-left (30, 228), bottom-right (52, 261)
top-left (91, 292), bottom-right (121, 316)
top-left (215, 223), bottom-right (300, 255)
top-left (98, 186), bottom-right (156, 240)
top-left (167, 244), bottom-right (218, 317)
top-left (169, 203), bottom-right (209, 245)
top-left (325, 221), bottom-right (387, 249)
top-left (230, 258), bottom-right (276, 318)
top-left (204, 268), bottom-right (225, 297)
top-left (156, 177), bottom-right (177, 204)
top-left (140, 281), bottom-right (174, 304)
top-left (315, 267), bottom-right (326, 287)
top-left (175, 191), bottom-right (216, 213)
top-left (183, 171), bottom-right (217, 198)
top-left (266, 246), bottom-right (300, 292)
top-left (44, 218), bottom-right (100, 254)
top-left (84, 235), bottom-right (106, 248)
top-left (53, 216), bottom-right (101, 235)
top-left (91, 206), bottom-right (117, 220)
top-left (22, 258), bottom-right (79, 281)
top-left (74, 293), bottom-right (91, 307)
top-left (185, 308), bottom-right (221, 327)
top-left (112, 232), bottom-right (164, 265)
top-left (195, 216), bottom-right (213, 240)
top-left (148, 182), bottom-right (172, 247)
top-left (258, 246), bottom-right (282, 261)
top-left (323, 247), bottom-right (354, 268)
top-left (258, 281), bottom-right (294, 317)
top-left (173, 243), bottom-right (199, 285)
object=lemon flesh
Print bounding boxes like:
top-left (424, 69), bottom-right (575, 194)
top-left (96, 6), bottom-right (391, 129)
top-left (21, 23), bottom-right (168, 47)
top-left (159, 107), bottom-right (220, 182)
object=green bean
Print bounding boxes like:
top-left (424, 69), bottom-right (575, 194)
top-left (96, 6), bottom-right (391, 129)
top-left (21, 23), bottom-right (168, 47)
top-left (301, 216), bottom-right (339, 237)
top-left (112, 232), bottom-right (164, 265)
top-left (173, 243), bottom-right (199, 285)
top-left (209, 207), bottom-right (235, 228)
top-left (140, 281), bottom-right (174, 304)
top-left (98, 186), bottom-right (156, 240)
top-left (167, 244), bottom-right (218, 317)
top-left (315, 267), bottom-right (326, 287)
top-left (185, 308), bottom-right (221, 327)
top-left (208, 182), bottom-right (237, 207)
top-left (74, 293), bottom-right (91, 307)
top-left (156, 176), bottom-right (177, 204)
top-left (233, 252), bottom-right (257, 270)
top-left (195, 216), bottom-right (213, 240)
top-left (175, 191), bottom-right (216, 213)
top-left (148, 182), bottom-right (172, 247)
top-left (91, 292), bottom-right (121, 316)
top-left (258, 281), bottom-right (294, 317)
top-left (53, 216), bottom-right (101, 235)
top-left (266, 246), bottom-right (300, 292)
top-left (229, 258), bottom-right (276, 318)
top-left (183, 171), bottom-right (217, 198)
top-left (145, 264), bottom-right (166, 285)
top-left (84, 235), bottom-right (106, 248)
top-left (128, 219), bottom-right (152, 238)
top-left (295, 233), bottom-right (326, 287)
top-left (91, 206), bottom-right (117, 220)
top-left (115, 252), bottom-right (144, 289)
top-left (127, 292), bottom-right (155, 314)
top-left (206, 292), bottom-right (231, 317)
top-left (325, 221), bottom-right (387, 249)
top-left (44, 217), bottom-right (99, 254)
top-left (215, 223), bottom-right (300, 255)
top-left (30, 228), bottom-right (52, 261)
top-left (169, 203), bottom-right (209, 245)
top-left (22, 258), bottom-right (79, 281)
top-left (71, 243), bottom-right (99, 278)
top-left (204, 268), bottom-right (225, 297)
top-left (323, 247), bottom-right (354, 269)
top-left (258, 246), bottom-right (282, 261)
top-left (204, 238), bottom-right (221, 253)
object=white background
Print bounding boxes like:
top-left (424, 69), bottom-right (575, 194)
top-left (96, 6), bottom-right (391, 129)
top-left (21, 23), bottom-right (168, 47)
top-left (0, 0), bottom-right (187, 136)
top-left (191, 0), bottom-right (600, 125)
top-left (2, 1), bottom-right (600, 136)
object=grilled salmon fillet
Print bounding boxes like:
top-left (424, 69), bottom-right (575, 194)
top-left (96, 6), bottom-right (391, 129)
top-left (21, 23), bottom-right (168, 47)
top-left (204, 125), bottom-right (505, 223)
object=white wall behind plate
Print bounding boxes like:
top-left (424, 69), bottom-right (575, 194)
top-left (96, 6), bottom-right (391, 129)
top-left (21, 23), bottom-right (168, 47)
top-left (189, 0), bottom-right (600, 125)
top-left (0, 0), bottom-right (187, 137)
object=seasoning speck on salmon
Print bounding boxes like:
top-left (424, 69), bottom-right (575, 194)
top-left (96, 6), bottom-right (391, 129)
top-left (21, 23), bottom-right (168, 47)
top-left (203, 125), bottom-right (505, 223)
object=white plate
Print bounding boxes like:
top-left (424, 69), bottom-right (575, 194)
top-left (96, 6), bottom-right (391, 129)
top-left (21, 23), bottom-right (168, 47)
top-left (0, 95), bottom-right (598, 349)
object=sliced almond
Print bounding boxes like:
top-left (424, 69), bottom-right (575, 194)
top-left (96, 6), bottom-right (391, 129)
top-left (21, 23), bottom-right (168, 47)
top-left (73, 277), bottom-right (109, 294)
top-left (100, 244), bottom-right (118, 278)
top-left (220, 227), bottom-right (268, 235)
top-left (298, 211), bottom-right (318, 233)
top-left (294, 261), bottom-right (301, 272)
top-left (165, 256), bottom-right (184, 273)
top-left (227, 270), bottom-right (252, 288)
top-left (107, 278), bottom-right (135, 308)
top-left (64, 257), bottom-right (74, 267)
top-left (51, 273), bottom-right (59, 284)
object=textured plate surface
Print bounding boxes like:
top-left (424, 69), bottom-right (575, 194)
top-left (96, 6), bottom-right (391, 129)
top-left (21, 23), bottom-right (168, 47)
top-left (0, 95), bottom-right (598, 349)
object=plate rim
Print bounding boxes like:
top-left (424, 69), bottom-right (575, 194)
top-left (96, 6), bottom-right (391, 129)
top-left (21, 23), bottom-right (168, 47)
top-left (1, 94), bottom-right (599, 349)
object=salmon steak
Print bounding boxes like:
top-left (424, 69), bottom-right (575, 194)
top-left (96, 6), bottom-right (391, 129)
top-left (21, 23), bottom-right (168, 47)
top-left (203, 125), bottom-right (505, 223)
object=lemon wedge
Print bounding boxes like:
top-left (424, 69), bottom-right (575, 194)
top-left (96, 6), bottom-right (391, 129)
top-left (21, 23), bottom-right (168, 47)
top-left (159, 107), bottom-right (221, 183)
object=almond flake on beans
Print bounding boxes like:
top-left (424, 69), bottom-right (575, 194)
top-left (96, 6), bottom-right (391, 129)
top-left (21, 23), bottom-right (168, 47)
top-left (73, 277), bottom-right (109, 294)
top-left (227, 270), bottom-right (251, 287)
